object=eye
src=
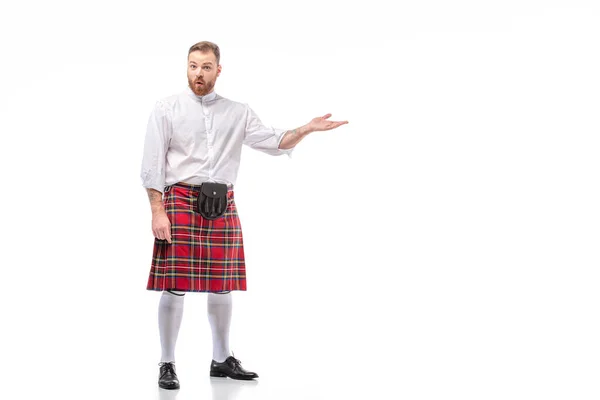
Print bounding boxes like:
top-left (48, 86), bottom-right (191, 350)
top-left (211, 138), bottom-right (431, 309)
top-left (190, 65), bottom-right (196, 69)
top-left (203, 66), bottom-right (211, 70)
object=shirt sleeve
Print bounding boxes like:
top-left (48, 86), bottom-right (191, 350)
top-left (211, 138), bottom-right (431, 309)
top-left (140, 101), bottom-right (172, 193)
top-left (242, 104), bottom-right (294, 158)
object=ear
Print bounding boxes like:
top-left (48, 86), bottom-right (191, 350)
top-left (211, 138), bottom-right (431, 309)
top-left (217, 64), bottom-right (222, 77)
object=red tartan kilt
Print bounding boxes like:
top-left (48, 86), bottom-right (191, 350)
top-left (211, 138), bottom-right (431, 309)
top-left (146, 182), bottom-right (247, 292)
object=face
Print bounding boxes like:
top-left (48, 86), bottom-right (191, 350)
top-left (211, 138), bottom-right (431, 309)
top-left (187, 50), bottom-right (221, 96)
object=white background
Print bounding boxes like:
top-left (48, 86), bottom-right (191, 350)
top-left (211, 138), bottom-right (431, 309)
top-left (1, 1), bottom-right (599, 399)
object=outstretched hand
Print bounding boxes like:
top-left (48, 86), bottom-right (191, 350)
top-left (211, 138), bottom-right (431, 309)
top-left (308, 113), bottom-right (348, 132)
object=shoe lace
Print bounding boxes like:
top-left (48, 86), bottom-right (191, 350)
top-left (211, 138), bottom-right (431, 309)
top-left (229, 353), bottom-right (243, 369)
top-left (158, 362), bottom-right (176, 378)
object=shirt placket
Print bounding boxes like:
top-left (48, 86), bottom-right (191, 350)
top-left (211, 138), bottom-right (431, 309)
top-left (202, 98), bottom-right (215, 179)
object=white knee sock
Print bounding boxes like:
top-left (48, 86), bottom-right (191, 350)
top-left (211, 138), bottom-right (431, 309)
top-left (159, 290), bottom-right (185, 363)
top-left (207, 292), bottom-right (232, 362)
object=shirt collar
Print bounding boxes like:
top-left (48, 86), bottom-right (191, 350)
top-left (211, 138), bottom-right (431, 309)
top-left (186, 86), bottom-right (217, 102)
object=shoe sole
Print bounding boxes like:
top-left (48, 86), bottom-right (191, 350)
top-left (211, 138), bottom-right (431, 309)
top-left (210, 371), bottom-right (257, 380)
top-left (159, 383), bottom-right (180, 390)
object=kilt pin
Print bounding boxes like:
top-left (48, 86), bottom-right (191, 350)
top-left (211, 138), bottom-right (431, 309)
top-left (146, 182), bottom-right (246, 292)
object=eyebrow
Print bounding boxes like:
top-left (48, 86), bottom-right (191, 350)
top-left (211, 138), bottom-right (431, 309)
top-left (189, 61), bottom-right (214, 66)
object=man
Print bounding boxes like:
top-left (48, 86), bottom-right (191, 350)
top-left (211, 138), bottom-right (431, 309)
top-left (140, 41), bottom-right (348, 390)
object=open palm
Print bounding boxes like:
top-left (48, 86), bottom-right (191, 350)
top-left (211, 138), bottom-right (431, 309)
top-left (309, 113), bottom-right (348, 132)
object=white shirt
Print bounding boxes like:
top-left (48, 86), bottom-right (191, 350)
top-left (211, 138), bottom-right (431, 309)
top-left (141, 87), bottom-right (293, 193)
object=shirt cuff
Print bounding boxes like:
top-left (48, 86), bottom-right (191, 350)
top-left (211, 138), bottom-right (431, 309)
top-left (277, 129), bottom-right (294, 158)
top-left (141, 172), bottom-right (165, 194)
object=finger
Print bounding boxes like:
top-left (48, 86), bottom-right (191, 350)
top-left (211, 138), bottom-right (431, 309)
top-left (323, 121), bottom-right (343, 129)
top-left (163, 226), bottom-right (171, 241)
top-left (321, 113), bottom-right (332, 119)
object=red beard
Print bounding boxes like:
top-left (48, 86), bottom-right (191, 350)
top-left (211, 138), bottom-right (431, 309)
top-left (188, 77), bottom-right (215, 96)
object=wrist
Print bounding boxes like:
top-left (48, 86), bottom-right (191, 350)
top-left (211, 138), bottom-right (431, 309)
top-left (300, 124), bottom-right (314, 135)
top-left (151, 205), bottom-right (166, 216)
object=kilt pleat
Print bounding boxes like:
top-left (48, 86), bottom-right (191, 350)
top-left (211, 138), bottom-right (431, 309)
top-left (146, 182), bottom-right (247, 292)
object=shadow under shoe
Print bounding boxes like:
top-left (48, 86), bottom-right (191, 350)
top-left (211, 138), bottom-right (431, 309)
top-left (158, 362), bottom-right (180, 390)
top-left (210, 356), bottom-right (258, 380)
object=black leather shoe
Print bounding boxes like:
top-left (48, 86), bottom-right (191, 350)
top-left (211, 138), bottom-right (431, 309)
top-left (210, 356), bottom-right (258, 380)
top-left (158, 362), bottom-right (180, 390)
